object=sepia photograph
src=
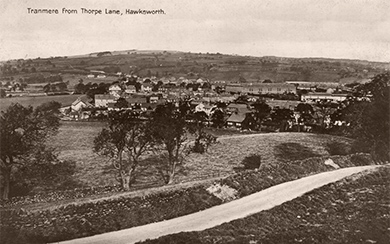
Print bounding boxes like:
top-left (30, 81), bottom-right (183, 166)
top-left (0, 0), bottom-right (389, 243)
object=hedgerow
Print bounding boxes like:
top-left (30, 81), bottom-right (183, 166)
top-left (140, 166), bottom-right (390, 244)
top-left (1, 153), bottom-right (379, 243)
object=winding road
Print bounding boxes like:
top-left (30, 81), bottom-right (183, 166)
top-left (58, 165), bottom-right (381, 244)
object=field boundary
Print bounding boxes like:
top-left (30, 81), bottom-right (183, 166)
top-left (0, 153), bottom-right (381, 243)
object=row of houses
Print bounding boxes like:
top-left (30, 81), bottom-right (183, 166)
top-left (225, 83), bottom-right (297, 95)
top-left (225, 83), bottom-right (350, 103)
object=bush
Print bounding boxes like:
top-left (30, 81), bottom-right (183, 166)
top-left (274, 142), bottom-right (321, 162)
top-left (350, 154), bottom-right (373, 166)
top-left (241, 154), bottom-right (262, 170)
top-left (325, 141), bottom-right (351, 156)
top-left (191, 133), bottom-right (218, 154)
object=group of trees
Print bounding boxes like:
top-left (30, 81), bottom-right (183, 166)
top-left (94, 101), bottom-right (216, 190)
top-left (0, 102), bottom-right (76, 200)
top-left (74, 80), bottom-right (110, 99)
top-left (43, 82), bottom-right (68, 93)
top-left (94, 101), bottom-right (218, 190)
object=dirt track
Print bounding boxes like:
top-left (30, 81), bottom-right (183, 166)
top-left (58, 165), bottom-right (380, 244)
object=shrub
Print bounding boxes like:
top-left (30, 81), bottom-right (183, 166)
top-left (241, 154), bottom-right (262, 170)
top-left (274, 142), bottom-right (321, 162)
top-left (191, 133), bottom-right (218, 154)
top-left (325, 141), bottom-right (351, 156)
top-left (350, 154), bottom-right (373, 166)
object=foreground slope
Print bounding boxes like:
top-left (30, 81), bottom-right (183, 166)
top-left (59, 165), bottom-right (381, 244)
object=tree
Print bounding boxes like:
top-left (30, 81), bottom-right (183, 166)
top-left (252, 100), bottom-right (271, 131)
top-left (150, 102), bottom-right (190, 184)
top-left (74, 82), bottom-right (86, 94)
top-left (115, 98), bottom-right (128, 109)
top-left (211, 109), bottom-right (225, 128)
top-left (0, 102), bottom-right (61, 199)
top-left (296, 103), bottom-right (314, 130)
top-left (94, 111), bottom-right (154, 190)
top-left (189, 111), bottom-right (217, 153)
top-left (271, 108), bottom-right (293, 131)
top-left (0, 89), bottom-right (6, 98)
top-left (337, 73), bottom-right (389, 160)
top-left (313, 100), bottom-right (338, 131)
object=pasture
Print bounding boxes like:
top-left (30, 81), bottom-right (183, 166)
top-left (0, 94), bottom-right (80, 111)
top-left (49, 122), bottom-right (353, 188)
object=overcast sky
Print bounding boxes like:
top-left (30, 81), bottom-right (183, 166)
top-left (1, 0), bottom-right (389, 62)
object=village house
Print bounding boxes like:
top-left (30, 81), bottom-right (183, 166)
top-left (109, 84), bottom-right (122, 97)
top-left (71, 95), bottom-right (93, 111)
top-left (95, 94), bottom-right (116, 108)
top-left (141, 83), bottom-right (153, 92)
top-left (194, 102), bottom-right (217, 116)
top-left (125, 85), bottom-right (137, 94)
top-left (226, 103), bottom-right (251, 114)
top-left (226, 113), bottom-right (246, 128)
top-left (126, 97), bottom-right (147, 106)
top-left (286, 81), bottom-right (341, 90)
top-left (301, 93), bottom-right (348, 103)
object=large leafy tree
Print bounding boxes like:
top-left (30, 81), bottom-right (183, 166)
top-left (338, 72), bottom-right (389, 160)
top-left (150, 102), bottom-right (191, 184)
top-left (0, 102), bottom-right (62, 199)
top-left (271, 108), bottom-right (293, 131)
top-left (296, 103), bottom-right (315, 131)
top-left (189, 111), bottom-right (217, 153)
top-left (211, 109), bottom-right (225, 128)
top-left (94, 111), bottom-right (153, 190)
top-left (252, 100), bottom-right (271, 131)
top-left (313, 100), bottom-right (338, 131)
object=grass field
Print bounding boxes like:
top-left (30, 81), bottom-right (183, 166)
top-left (0, 94), bottom-right (81, 111)
top-left (49, 122), bottom-right (352, 188)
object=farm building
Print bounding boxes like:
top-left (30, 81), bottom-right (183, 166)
top-left (226, 83), bottom-right (297, 95)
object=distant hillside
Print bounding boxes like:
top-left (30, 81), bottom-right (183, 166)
top-left (1, 50), bottom-right (388, 84)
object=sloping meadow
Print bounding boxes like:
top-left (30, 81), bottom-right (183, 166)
top-left (1, 153), bottom-right (378, 243)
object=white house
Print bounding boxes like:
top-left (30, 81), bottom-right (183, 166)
top-left (142, 84), bottom-right (153, 92)
top-left (95, 94), bottom-right (116, 108)
top-left (301, 93), bottom-right (348, 103)
top-left (194, 103), bottom-right (217, 116)
top-left (109, 84), bottom-right (122, 97)
top-left (71, 96), bottom-right (93, 111)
